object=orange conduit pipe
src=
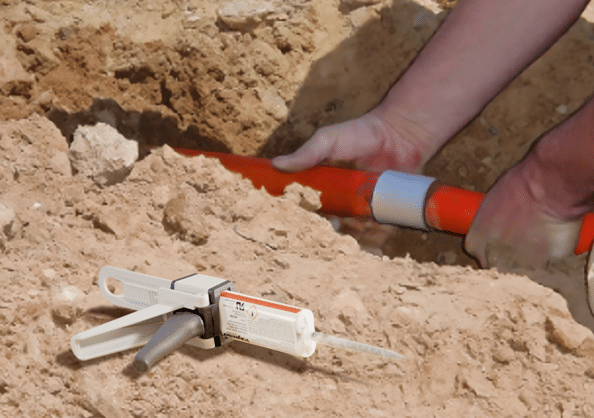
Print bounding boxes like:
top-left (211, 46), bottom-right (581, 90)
top-left (425, 185), bottom-right (594, 256)
top-left (169, 148), bottom-right (594, 255)
top-left (170, 149), bottom-right (380, 218)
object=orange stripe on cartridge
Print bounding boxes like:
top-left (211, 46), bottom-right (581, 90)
top-left (220, 292), bottom-right (301, 313)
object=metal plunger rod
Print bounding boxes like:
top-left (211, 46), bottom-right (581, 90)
top-left (169, 148), bottom-right (594, 255)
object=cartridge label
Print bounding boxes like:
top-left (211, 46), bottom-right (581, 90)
top-left (219, 292), bottom-right (302, 355)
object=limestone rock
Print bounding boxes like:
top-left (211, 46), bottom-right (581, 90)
top-left (3, 114), bottom-right (69, 153)
top-left (48, 151), bottom-right (72, 177)
top-left (50, 284), bottom-right (85, 326)
top-left (78, 373), bottom-right (124, 418)
top-left (349, 6), bottom-right (378, 28)
top-left (546, 314), bottom-right (594, 352)
top-left (17, 24), bottom-right (39, 43)
top-left (282, 182), bottom-right (322, 212)
top-left (217, 0), bottom-right (282, 31)
top-left (19, 37), bottom-right (61, 75)
top-left (0, 204), bottom-right (22, 252)
top-left (69, 123), bottom-right (139, 186)
top-left (0, 29), bottom-right (34, 97)
top-left (0, 204), bottom-right (17, 238)
top-left (256, 88), bottom-right (288, 120)
top-left (92, 205), bottom-right (131, 238)
top-left (163, 188), bottom-right (211, 245)
top-left (340, 0), bottom-right (382, 10)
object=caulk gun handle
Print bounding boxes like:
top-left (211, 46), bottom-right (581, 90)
top-left (134, 312), bottom-right (205, 372)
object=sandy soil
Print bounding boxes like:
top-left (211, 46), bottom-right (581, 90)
top-left (3, 0), bottom-right (594, 416)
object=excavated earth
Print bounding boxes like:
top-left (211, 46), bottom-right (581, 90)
top-left (3, 0), bottom-right (594, 416)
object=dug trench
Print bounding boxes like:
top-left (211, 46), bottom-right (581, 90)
top-left (16, 0), bottom-right (594, 327)
top-left (3, 0), bottom-right (594, 416)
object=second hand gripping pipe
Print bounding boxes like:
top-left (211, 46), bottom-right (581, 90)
top-left (168, 148), bottom-right (594, 255)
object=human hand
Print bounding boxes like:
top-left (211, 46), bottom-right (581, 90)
top-left (271, 111), bottom-right (437, 174)
top-left (464, 159), bottom-right (583, 269)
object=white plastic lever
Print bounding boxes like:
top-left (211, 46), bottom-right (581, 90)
top-left (97, 266), bottom-right (173, 310)
top-left (72, 266), bottom-right (229, 361)
top-left (71, 303), bottom-right (177, 360)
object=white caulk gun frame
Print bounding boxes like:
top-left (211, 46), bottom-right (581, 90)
top-left (71, 266), bottom-right (405, 371)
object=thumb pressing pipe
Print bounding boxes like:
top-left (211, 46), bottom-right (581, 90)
top-left (168, 148), bottom-right (594, 255)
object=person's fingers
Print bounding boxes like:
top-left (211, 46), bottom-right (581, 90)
top-left (548, 219), bottom-right (582, 256)
top-left (271, 111), bottom-right (434, 173)
top-left (271, 128), bottom-right (338, 172)
top-left (464, 220), bottom-right (489, 267)
top-left (464, 165), bottom-right (582, 270)
top-left (466, 217), bottom-right (580, 270)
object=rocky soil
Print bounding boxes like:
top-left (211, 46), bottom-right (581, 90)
top-left (3, 0), bottom-right (594, 416)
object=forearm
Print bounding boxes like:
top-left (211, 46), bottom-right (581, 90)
top-left (523, 96), bottom-right (594, 219)
top-left (375, 0), bottom-right (589, 150)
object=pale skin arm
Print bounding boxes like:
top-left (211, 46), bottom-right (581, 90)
top-left (272, 0), bottom-right (593, 267)
top-left (377, 0), bottom-right (591, 146)
top-left (272, 0), bottom-right (591, 173)
top-left (465, 96), bottom-right (594, 267)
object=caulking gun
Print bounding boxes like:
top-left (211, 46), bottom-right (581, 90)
top-left (71, 266), bottom-right (405, 371)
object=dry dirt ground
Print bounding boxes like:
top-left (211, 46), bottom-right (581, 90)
top-left (4, 0), bottom-right (594, 416)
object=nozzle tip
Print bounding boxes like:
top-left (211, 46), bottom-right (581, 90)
top-left (134, 357), bottom-right (149, 373)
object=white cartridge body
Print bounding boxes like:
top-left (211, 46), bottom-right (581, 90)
top-left (219, 291), bottom-right (316, 357)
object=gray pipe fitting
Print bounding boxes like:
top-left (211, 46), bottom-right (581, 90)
top-left (370, 170), bottom-right (437, 230)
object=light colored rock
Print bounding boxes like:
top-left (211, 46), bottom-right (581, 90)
top-left (231, 188), bottom-right (270, 220)
top-left (50, 284), bottom-right (85, 326)
top-left (0, 29), bottom-right (34, 96)
top-left (48, 151), bottom-right (72, 177)
top-left (340, 0), bottom-right (382, 9)
top-left (256, 88), bottom-right (289, 120)
top-left (546, 313), bottom-right (594, 351)
top-left (69, 123), bottom-right (139, 186)
top-left (0, 204), bottom-right (21, 251)
top-left (151, 184), bottom-right (172, 209)
top-left (0, 204), bottom-right (15, 234)
top-left (93, 205), bottom-right (130, 238)
top-left (0, 165), bottom-right (12, 191)
top-left (349, 6), bottom-right (378, 28)
top-left (439, 251), bottom-right (457, 265)
top-left (282, 182), bottom-right (321, 212)
top-left (17, 24), bottom-right (39, 43)
top-left (458, 369), bottom-right (497, 398)
top-left (217, 0), bottom-right (281, 31)
top-left (8, 114), bottom-right (69, 152)
top-left (492, 343), bottom-right (515, 364)
top-left (163, 188), bottom-right (211, 245)
top-left (21, 37), bottom-right (60, 75)
top-left (79, 373), bottom-right (124, 418)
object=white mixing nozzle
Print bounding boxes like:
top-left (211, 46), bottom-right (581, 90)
top-left (310, 332), bottom-right (406, 360)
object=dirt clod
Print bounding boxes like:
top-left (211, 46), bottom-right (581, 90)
top-left (69, 123), bottom-right (139, 186)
